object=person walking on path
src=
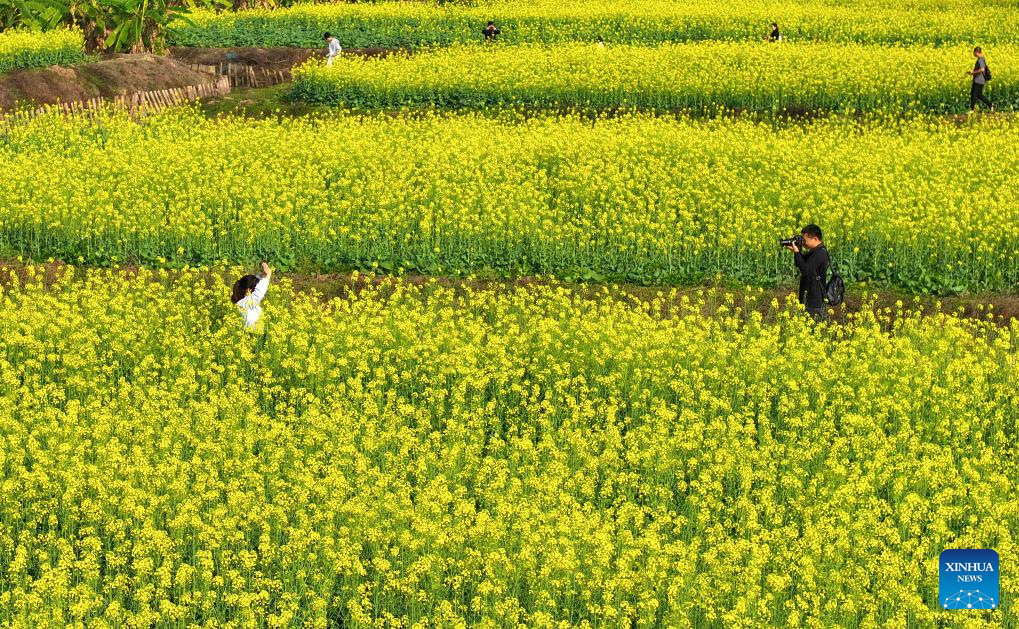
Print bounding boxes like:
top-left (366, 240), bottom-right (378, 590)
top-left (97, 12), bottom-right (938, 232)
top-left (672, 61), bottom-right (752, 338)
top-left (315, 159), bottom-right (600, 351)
top-left (232, 261), bottom-right (273, 335)
top-left (967, 47), bottom-right (993, 112)
top-left (324, 32), bottom-right (342, 66)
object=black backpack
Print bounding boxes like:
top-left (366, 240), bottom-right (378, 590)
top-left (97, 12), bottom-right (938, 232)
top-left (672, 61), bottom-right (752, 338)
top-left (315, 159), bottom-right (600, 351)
top-left (985, 64), bottom-right (992, 81)
top-left (819, 254), bottom-right (845, 306)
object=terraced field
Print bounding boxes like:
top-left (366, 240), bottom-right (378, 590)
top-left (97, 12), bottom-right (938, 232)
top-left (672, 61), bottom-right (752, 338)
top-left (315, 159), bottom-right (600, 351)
top-left (2, 0), bottom-right (1016, 626)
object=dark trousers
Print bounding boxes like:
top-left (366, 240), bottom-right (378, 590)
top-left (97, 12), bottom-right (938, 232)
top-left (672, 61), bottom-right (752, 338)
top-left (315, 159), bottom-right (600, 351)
top-left (971, 83), bottom-right (992, 110)
top-left (801, 290), bottom-right (829, 323)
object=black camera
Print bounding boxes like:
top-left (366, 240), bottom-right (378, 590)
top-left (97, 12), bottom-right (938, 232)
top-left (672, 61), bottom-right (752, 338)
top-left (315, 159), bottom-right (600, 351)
top-left (779, 235), bottom-right (804, 248)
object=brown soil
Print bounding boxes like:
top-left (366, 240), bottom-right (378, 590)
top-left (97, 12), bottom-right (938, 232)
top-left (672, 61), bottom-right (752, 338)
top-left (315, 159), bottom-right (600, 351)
top-left (0, 54), bottom-right (224, 110)
top-left (288, 272), bottom-right (1019, 327)
top-left (168, 46), bottom-right (316, 70)
top-left (168, 46), bottom-right (401, 70)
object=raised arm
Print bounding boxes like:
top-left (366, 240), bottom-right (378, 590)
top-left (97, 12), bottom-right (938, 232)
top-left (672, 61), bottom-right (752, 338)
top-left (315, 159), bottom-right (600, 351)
top-left (250, 276), bottom-right (270, 306)
top-left (250, 263), bottom-right (272, 305)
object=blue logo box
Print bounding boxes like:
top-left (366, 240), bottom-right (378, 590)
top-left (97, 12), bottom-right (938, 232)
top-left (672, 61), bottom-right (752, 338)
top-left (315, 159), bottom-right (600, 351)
top-left (939, 549), bottom-right (999, 610)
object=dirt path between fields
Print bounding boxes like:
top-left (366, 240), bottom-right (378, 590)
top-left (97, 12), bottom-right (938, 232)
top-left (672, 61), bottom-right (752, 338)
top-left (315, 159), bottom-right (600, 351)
top-left (168, 46), bottom-right (400, 67)
top-left (2, 260), bottom-right (1016, 326)
top-left (289, 271), bottom-right (1019, 325)
top-left (167, 46), bottom-right (406, 88)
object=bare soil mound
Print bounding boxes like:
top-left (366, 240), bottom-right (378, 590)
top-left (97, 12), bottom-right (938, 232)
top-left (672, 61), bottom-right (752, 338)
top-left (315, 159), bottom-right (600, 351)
top-left (0, 54), bottom-right (222, 110)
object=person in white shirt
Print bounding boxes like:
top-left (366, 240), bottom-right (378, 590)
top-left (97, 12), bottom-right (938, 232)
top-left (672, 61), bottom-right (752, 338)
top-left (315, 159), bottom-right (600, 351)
top-left (324, 32), bottom-right (342, 66)
top-left (232, 261), bottom-right (272, 334)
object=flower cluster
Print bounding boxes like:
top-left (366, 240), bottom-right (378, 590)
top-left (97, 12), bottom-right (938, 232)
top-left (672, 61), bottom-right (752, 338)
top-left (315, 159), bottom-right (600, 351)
top-left (0, 267), bottom-right (1014, 626)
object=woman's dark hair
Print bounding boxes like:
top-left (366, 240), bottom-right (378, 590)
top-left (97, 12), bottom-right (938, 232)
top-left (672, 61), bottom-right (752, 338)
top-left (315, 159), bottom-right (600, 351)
top-left (231, 275), bottom-right (259, 304)
top-left (324, 32), bottom-right (332, 39)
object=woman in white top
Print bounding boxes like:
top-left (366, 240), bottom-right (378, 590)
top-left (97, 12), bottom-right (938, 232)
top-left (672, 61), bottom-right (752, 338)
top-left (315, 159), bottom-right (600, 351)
top-left (324, 32), bottom-right (342, 66)
top-left (231, 261), bottom-right (272, 333)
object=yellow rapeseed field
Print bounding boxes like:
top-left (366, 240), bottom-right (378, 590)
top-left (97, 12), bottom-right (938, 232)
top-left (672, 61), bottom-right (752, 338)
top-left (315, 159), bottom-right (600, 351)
top-left (6, 1), bottom-right (1018, 625)
top-left (1, 109), bottom-right (1017, 293)
top-left (0, 28), bottom-right (85, 74)
top-left (291, 42), bottom-right (1017, 114)
top-left (171, 0), bottom-right (1019, 48)
top-left (0, 266), bottom-right (1015, 626)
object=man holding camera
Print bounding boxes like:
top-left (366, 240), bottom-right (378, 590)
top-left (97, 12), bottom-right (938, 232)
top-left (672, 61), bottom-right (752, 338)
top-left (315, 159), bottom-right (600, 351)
top-left (482, 21), bottom-right (501, 42)
top-left (784, 224), bottom-right (830, 322)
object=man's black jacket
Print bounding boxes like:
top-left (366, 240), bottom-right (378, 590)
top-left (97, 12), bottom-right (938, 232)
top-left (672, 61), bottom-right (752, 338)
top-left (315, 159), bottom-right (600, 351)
top-left (794, 244), bottom-right (830, 309)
